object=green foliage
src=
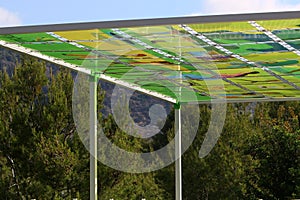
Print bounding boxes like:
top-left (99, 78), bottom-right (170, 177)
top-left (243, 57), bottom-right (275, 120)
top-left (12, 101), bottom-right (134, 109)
top-left (181, 104), bottom-right (255, 199)
top-left (180, 102), bottom-right (300, 199)
top-left (0, 52), bottom-right (299, 199)
top-left (244, 102), bottom-right (300, 199)
top-left (0, 56), bottom-right (88, 199)
top-left (101, 173), bottom-right (171, 199)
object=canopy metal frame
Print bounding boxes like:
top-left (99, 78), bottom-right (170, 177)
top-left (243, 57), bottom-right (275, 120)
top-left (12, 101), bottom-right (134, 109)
top-left (1, 11), bottom-right (300, 200)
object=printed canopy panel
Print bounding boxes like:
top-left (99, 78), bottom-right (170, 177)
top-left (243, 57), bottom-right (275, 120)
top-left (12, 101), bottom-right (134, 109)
top-left (1, 12), bottom-right (300, 104)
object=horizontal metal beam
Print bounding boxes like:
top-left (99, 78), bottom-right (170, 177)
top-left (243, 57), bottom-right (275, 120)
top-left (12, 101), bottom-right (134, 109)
top-left (0, 40), bottom-right (91, 74)
top-left (185, 97), bottom-right (300, 105)
top-left (0, 11), bottom-right (300, 34)
top-left (99, 74), bottom-right (177, 103)
top-left (0, 40), bottom-right (177, 104)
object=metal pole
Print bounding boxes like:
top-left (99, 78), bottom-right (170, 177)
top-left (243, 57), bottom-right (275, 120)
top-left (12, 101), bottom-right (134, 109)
top-left (175, 34), bottom-right (183, 200)
top-left (175, 106), bottom-right (182, 200)
top-left (90, 75), bottom-right (97, 200)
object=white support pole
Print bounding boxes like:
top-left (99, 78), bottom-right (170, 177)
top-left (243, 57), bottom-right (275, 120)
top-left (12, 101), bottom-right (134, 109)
top-left (175, 106), bottom-right (182, 200)
top-left (175, 34), bottom-right (183, 200)
top-left (90, 75), bottom-right (97, 200)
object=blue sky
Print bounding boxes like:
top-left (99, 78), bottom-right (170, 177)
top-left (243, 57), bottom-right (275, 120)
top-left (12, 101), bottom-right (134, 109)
top-left (0, 0), bottom-right (300, 27)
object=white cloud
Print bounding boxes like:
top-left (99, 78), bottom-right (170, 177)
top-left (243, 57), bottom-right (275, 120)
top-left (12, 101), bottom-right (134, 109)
top-left (202, 0), bottom-right (300, 15)
top-left (0, 7), bottom-right (21, 27)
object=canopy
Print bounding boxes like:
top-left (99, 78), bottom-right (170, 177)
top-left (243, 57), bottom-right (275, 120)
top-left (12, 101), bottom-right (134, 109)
top-left (1, 11), bottom-right (300, 104)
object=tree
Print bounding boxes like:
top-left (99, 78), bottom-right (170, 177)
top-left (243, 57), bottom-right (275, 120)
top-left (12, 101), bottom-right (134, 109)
top-left (244, 102), bottom-right (300, 199)
top-left (0, 55), bottom-right (90, 199)
top-left (179, 103), bottom-right (258, 199)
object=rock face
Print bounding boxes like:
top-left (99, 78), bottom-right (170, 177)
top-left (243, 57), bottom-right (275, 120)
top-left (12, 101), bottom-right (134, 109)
top-left (0, 47), bottom-right (19, 75)
top-left (100, 80), bottom-right (172, 124)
